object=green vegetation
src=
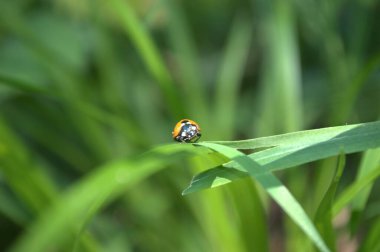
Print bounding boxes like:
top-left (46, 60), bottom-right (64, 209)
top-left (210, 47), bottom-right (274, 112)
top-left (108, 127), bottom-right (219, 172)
top-left (0, 0), bottom-right (380, 251)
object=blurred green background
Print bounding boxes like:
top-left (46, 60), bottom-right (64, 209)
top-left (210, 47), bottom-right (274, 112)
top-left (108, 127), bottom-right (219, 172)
top-left (0, 0), bottom-right (380, 251)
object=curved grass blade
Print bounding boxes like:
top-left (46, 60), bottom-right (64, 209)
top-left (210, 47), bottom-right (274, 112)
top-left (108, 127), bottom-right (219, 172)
top-left (332, 164), bottom-right (380, 217)
top-left (350, 148), bottom-right (380, 231)
top-left (186, 121), bottom-right (380, 192)
top-left (186, 143), bottom-right (330, 252)
top-left (313, 153), bottom-right (345, 252)
top-left (108, 0), bottom-right (183, 118)
top-left (9, 144), bottom-right (206, 252)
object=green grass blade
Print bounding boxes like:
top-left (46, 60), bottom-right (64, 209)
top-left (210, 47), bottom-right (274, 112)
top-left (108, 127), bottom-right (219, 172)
top-left (350, 148), bottom-right (380, 230)
top-left (213, 15), bottom-right (253, 139)
top-left (332, 164), bottom-right (380, 217)
top-left (0, 119), bottom-right (58, 214)
top-left (108, 0), bottom-right (182, 117)
top-left (9, 144), bottom-right (204, 252)
top-left (0, 72), bottom-right (49, 95)
top-left (185, 121), bottom-right (380, 193)
top-left (188, 149), bottom-right (268, 251)
top-left (332, 53), bottom-right (380, 124)
top-left (359, 217), bottom-right (380, 252)
top-left (0, 188), bottom-right (29, 225)
top-left (364, 201), bottom-right (380, 220)
top-left (211, 120), bottom-right (380, 149)
top-left (162, 0), bottom-right (208, 120)
top-left (228, 179), bottom-right (269, 251)
top-left (186, 142), bottom-right (329, 252)
top-left (313, 154), bottom-right (345, 252)
top-left (257, 0), bottom-right (302, 135)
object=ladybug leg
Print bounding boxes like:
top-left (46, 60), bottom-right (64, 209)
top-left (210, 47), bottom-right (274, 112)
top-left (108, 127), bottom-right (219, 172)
top-left (175, 136), bottom-right (182, 142)
top-left (193, 132), bottom-right (201, 142)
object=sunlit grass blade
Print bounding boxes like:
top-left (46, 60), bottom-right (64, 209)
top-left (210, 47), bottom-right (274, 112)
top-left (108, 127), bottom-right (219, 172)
top-left (9, 144), bottom-right (205, 252)
top-left (183, 167), bottom-right (248, 194)
top-left (186, 121), bottom-right (380, 192)
top-left (211, 120), bottom-right (380, 149)
top-left (314, 153), bottom-right (345, 252)
top-left (186, 143), bottom-right (329, 252)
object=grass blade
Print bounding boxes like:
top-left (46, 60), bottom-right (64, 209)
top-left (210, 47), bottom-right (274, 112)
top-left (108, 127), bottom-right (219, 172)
top-left (314, 154), bottom-right (345, 251)
top-left (257, 0), bottom-right (302, 135)
top-left (350, 148), bottom-right (380, 230)
top-left (0, 188), bottom-right (29, 225)
top-left (108, 0), bottom-right (182, 117)
top-left (9, 144), bottom-right (204, 252)
top-left (332, 164), bottom-right (380, 217)
top-left (213, 15), bottom-right (253, 139)
top-left (185, 121), bottom-right (380, 192)
top-left (359, 217), bottom-right (380, 252)
top-left (228, 179), bottom-right (269, 251)
top-left (211, 120), bottom-right (380, 149)
top-left (162, 0), bottom-right (208, 121)
top-left (0, 119), bottom-right (58, 214)
top-left (186, 142), bottom-right (329, 252)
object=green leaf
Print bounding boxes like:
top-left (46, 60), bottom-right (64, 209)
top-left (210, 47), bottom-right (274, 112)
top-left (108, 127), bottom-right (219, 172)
top-left (162, 0), bottom-right (208, 121)
top-left (314, 153), bottom-right (345, 252)
top-left (185, 142), bottom-right (330, 252)
top-left (332, 163), bottom-right (380, 217)
top-left (228, 179), bottom-right (269, 252)
top-left (187, 121), bottom-right (380, 191)
top-left (9, 144), bottom-right (205, 252)
top-left (0, 187), bottom-right (30, 225)
top-left (359, 217), bottom-right (380, 252)
top-left (350, 148), bottom-right (380, 231)
top-left (211, 120), bottom-right (380, 149)
top-left (213, 15), bottom-right (253, 139)
top-left (257, 0), bottom-right (302, 135)
top-left (0, 119), bottom-right (58, 214)
top-left (108, 0), bottom-right (182, 117)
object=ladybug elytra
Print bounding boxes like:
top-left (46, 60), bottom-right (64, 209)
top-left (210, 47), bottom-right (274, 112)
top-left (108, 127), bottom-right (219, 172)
top-left (172, 119), bottom-right (201, 143)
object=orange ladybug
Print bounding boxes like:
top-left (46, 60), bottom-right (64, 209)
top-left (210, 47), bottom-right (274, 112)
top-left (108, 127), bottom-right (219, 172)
top-left (172, 119), bottom-right (201, 143)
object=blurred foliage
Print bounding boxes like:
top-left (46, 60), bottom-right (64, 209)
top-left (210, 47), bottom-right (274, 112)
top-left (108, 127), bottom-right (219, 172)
top-left (0, 0), bottom-right (379, 251)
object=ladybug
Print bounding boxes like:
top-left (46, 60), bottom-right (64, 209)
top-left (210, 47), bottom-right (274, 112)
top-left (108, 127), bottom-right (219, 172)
top-left (172, 119), bottom-right (201, 143)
